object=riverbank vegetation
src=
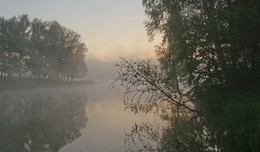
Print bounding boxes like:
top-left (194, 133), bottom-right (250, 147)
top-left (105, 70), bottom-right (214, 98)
top-left (0, 15), bottom-right (87, 81)
top-left (113, 0), bottom-right (260, 151)
top-left (0, 78), bottom-right (94, 90)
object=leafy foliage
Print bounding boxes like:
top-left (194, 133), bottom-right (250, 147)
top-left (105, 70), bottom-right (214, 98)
top-left (0, 15), bottom-right (87, 80)
top-left (112, 57), bottom-right (196, 114)
top-left (142, 0), bottom-right (260, 99)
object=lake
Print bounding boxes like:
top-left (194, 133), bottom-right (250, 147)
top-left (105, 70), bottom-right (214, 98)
top-left (0, 82), bottom-right (162, 152)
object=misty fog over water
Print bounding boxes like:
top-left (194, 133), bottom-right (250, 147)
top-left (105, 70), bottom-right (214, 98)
top-left (84, 60), bottom-right (117, 83)
top-left (1, 0), bottom-right (258, 150)
top-left (0, 60), bottom-right (162, 152)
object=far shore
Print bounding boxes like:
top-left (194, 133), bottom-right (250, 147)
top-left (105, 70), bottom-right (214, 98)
top-left (0, 78), bottom-right (96, 90)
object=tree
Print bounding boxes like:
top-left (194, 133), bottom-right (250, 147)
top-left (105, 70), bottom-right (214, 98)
top-left (62, 29), bottom-right (87, 81)
top-left (15, 15), bottom-right (30, 77)
top-left (44, 21), bottom-right (66, 79)
top-left (28, 18), bottom-right (49, 78)
top-left (142, 0), bottom-right (260, 101)
top-left (0, 17), bottom-right (8, 77)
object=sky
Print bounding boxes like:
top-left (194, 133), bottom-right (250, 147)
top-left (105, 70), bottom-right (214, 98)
top-left (0, 0), bottom-right (161, 62)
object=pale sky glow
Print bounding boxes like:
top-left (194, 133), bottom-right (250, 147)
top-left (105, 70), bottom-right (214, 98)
top-left (0, 0), bottom-right (161, 62)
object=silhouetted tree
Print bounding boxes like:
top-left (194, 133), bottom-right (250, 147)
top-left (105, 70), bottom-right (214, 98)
top-left (142, 0), bottom-right (260, 100)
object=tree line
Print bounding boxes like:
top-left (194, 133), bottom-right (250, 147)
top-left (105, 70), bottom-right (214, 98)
top-left (0, 14), bottom-right (87, 81)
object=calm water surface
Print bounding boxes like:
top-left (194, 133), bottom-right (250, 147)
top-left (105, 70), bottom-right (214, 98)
top-left (0, 82), bottom-right (162, 152)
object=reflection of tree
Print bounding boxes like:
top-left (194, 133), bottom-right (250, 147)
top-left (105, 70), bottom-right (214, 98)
top-left (0, 88), bottom-right (88, 152)
top-left (159, 114), bottom-right (208, 152)
top-left (125, 109), bottom-right (216, 152)
top-left (125, 123), bottom-right (161, 152)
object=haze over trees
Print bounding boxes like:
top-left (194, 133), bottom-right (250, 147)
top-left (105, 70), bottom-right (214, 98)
top-left (0, 15), bottom-right (87, 81)
top-left (114, 0), bottom-right (260, 151)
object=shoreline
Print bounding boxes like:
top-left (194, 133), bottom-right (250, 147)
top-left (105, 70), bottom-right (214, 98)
top-left (0, 78), bottom-right (96, 90)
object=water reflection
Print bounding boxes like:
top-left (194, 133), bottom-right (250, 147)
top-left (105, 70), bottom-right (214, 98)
top-left (0, 88), bottom-right (88, 152)
top-left (124, 103), bottom-right (214, 152)
top-left (60, 83), bottom-right (162, 152)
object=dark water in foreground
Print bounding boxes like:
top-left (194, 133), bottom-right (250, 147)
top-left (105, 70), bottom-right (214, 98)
top-left (0, 83), bottom-right (162, 152)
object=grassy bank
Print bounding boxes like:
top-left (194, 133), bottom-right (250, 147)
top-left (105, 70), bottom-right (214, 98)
top-left (222, 89), bottom-right (260, 151)
top-left (0, 78), bottom-right (95, 90)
